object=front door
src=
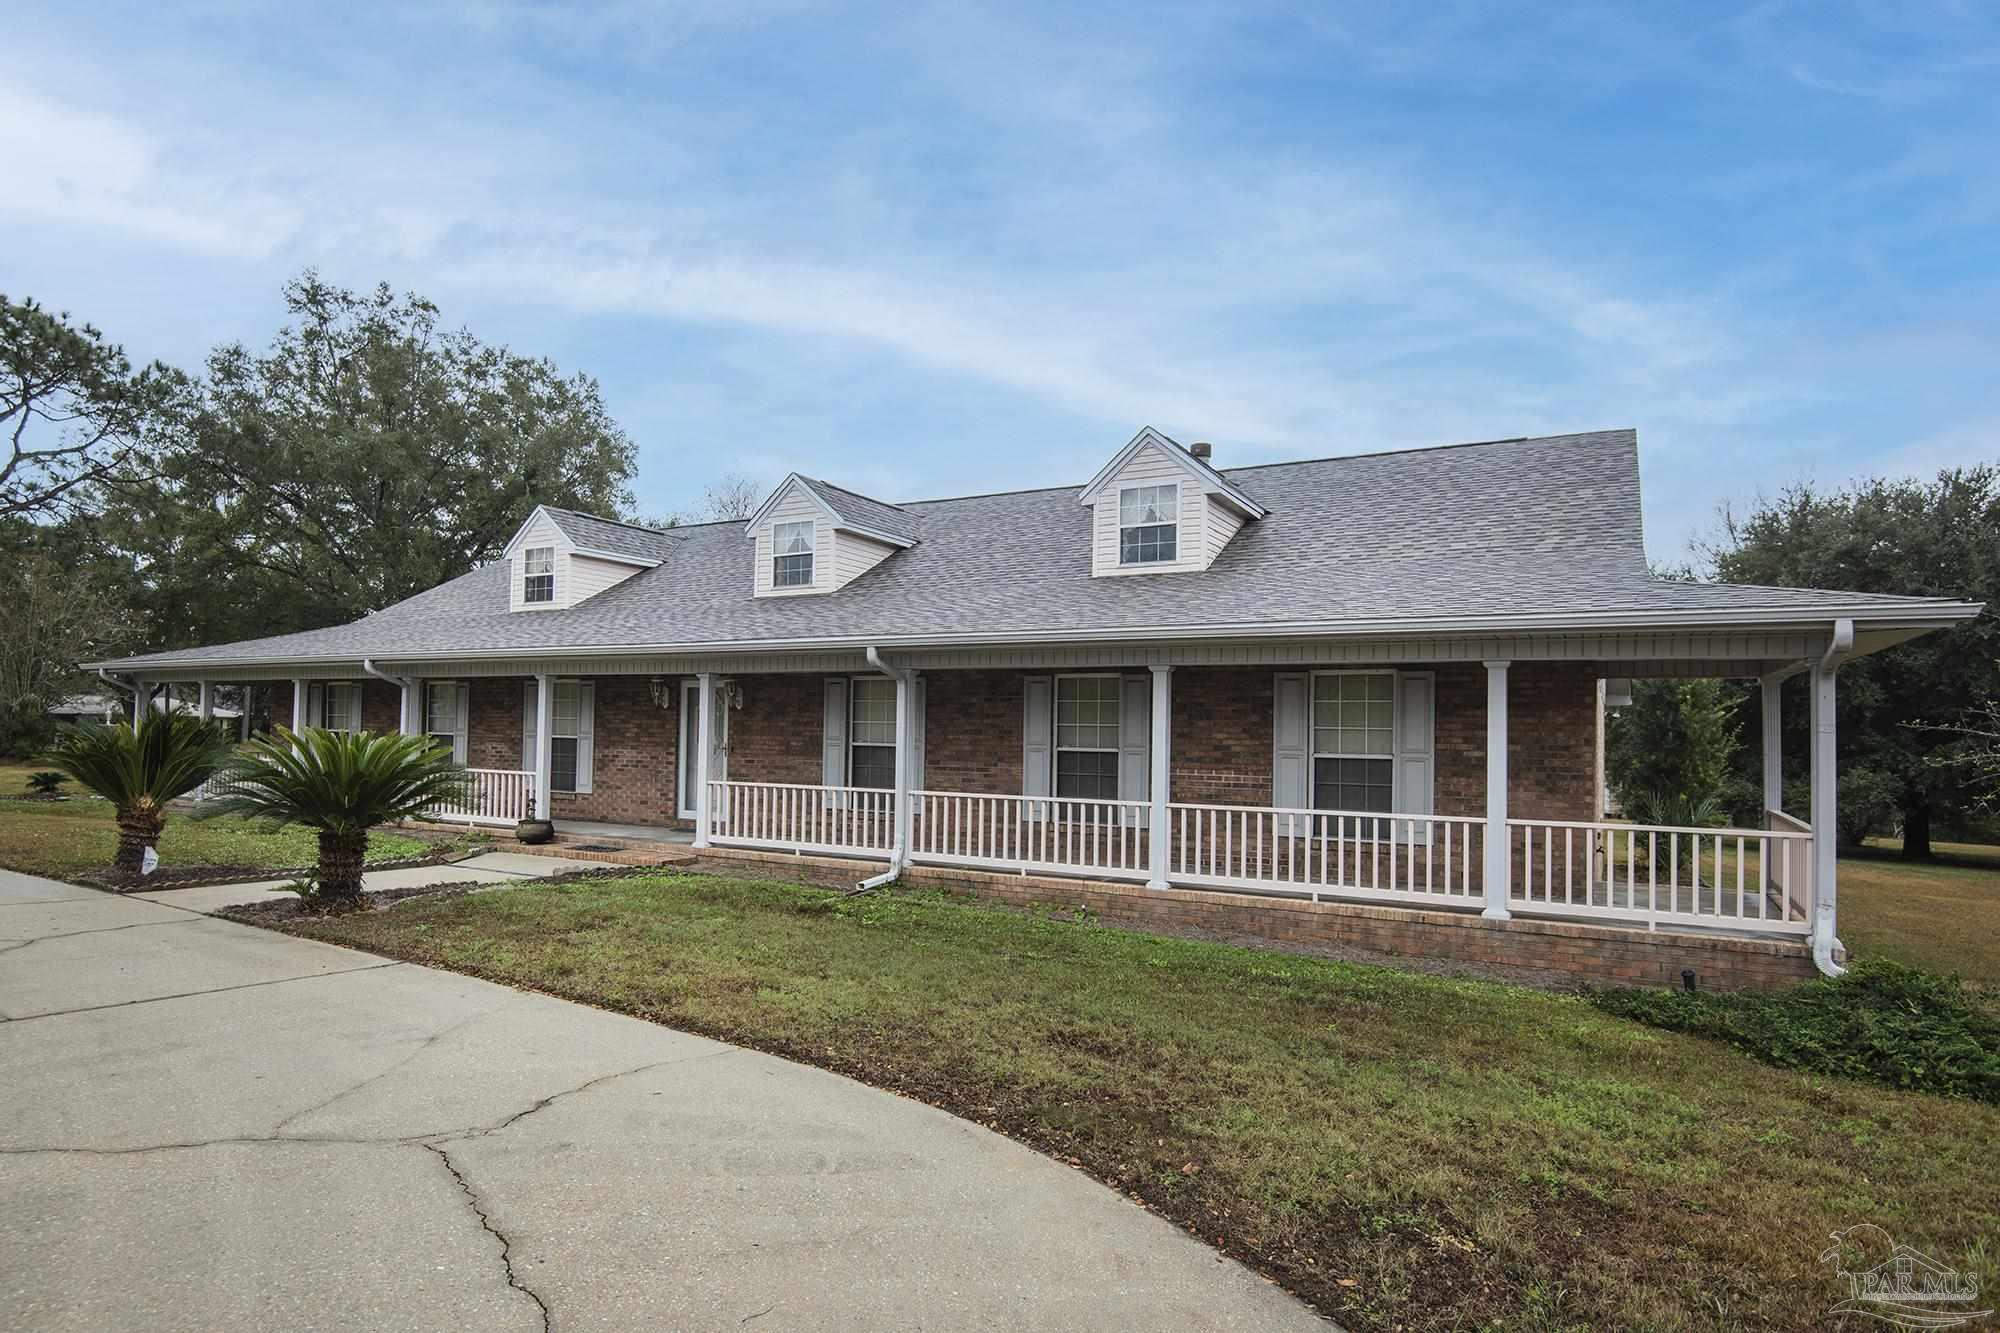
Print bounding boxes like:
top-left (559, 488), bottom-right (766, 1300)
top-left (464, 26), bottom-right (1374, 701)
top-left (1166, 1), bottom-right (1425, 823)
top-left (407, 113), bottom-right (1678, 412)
top-left (677, 681), bottom-right (726, 819)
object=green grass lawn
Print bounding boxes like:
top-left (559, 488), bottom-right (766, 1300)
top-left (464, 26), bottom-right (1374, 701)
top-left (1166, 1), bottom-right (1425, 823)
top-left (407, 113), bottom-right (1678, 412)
top-left (274, 871), bottom-right (2000, 1332)
top-left (0, 763), bottom-right (439, 880)
top-left (1844, 840), bottom-right (2000, 988)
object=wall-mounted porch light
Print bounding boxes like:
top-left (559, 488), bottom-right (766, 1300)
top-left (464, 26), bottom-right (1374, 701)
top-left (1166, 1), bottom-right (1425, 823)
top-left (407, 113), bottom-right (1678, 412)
top-left (648, 676), bottom-right (674, 710)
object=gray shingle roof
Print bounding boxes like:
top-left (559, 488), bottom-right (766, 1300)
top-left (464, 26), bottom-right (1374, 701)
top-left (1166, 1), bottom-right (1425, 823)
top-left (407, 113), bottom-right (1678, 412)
top-left (797, 478), bottom-right (920, 544)
top-left (542, 507), bottom-right (683, 563)
top-left (97, 429), bottom-right (1980, 669)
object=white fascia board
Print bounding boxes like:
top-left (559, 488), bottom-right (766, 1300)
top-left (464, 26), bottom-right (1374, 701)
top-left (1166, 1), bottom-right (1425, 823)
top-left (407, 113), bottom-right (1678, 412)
top-left (567, 545), bottom-right (663, 568)
top-left (833, 522), bottom-right (917, 550)
top-left (499, 505), bottom-right (572, 559)
top-left (744, 474), bottom-right (839, 535)
top-left (1078, 427), bottom-right (1266, 518)
top-left (85, 598), bottom-right (1983, 674)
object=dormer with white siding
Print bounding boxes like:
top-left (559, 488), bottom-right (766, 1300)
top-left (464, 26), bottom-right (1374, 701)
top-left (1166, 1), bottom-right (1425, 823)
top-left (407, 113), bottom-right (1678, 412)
top-left (1078, 428), bottom-right (1265, 577)
top-left (501, 506), bottom-right (678, 612)
top-left (747, 475), bottom-right (917, 597)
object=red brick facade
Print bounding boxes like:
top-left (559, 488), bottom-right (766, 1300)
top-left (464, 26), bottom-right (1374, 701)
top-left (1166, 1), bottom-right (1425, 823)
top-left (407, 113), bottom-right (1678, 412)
top-left (291, 661), bottom-right (1601, 830)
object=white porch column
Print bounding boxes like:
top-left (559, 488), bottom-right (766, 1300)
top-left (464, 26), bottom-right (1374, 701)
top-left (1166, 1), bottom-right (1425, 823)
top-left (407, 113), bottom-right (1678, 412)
top-left (893, 669), bottom-right (914, 855)
top-left (533, 673), bottom-right (554, 821)
top-left (239, 686), bottom-right (251, 741)
top-left (290, 678), bottom-right (307, 732)
top-left (1147, 665), bottom-right (1172, 890)
top-left (693, 671), bottom-right (715, 848)
top-left (1761, 672), bottom-right (1785, 815)
top-left (196, 681), bottom-right (213, 723)
top-left (1810, 656), bottom-right (1841, 968)
top-left (1482, 660), bottom-right (1511, 920)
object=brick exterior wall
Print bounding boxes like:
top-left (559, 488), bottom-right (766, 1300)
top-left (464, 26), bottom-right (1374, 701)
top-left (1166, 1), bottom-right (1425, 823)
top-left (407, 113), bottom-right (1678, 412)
top-left (442, 662), bottom-right (1600, 829)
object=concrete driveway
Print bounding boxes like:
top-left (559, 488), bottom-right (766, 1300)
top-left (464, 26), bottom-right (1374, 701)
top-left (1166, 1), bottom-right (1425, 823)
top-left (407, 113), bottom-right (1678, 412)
top-left (0, 867), bottom-right (1323, 1332)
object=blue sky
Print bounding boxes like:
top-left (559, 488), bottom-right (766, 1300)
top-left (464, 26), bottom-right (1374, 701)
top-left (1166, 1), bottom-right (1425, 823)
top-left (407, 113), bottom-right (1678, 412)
top-left (6, 1), bottom-right (1996, 560)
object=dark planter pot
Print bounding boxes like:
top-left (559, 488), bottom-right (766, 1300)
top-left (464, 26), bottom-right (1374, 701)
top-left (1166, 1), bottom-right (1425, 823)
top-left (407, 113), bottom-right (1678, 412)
top-left (515, 819), bottom-right (556, 845)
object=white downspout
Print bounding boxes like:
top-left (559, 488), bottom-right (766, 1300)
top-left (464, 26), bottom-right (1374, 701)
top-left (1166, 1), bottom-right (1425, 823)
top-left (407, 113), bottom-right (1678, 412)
top-left (852, 645), bottom-right (912, 894)
top-left (1811, 620), bottom-right (1854, 977)
top-left (361, 659), bottom-right (408, 719)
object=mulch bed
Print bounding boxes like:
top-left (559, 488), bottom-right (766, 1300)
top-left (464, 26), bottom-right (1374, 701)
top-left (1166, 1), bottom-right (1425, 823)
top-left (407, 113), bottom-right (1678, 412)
top-left (219, 866), bottom-right (633, 921)
top-left (80, 849), bottom-right (469, 895)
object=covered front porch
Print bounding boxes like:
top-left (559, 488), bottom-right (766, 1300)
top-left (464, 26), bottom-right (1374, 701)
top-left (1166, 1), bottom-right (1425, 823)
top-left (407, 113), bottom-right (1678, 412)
top-left (122, 617), bottom-right (1868, 980)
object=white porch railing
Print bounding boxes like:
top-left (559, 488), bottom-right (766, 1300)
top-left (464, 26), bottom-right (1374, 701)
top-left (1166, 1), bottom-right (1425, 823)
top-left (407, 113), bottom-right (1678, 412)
top-left (910, 791), bottom-right (1153, 879)
top-left (428, 768), bottom-right (536, 826)
top-left (709, 780), bottom-right (897, 855)
top-left (1508, 817), bottom-right (1814, 934)
top-left (1168, 803), bottom-right (1485, 906)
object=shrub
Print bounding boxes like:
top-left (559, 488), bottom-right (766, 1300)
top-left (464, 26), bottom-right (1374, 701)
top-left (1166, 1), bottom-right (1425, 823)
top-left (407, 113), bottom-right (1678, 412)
top-left (26, 771), bottom-right (67, 795)
top-left (1591, 961), bottom-right (2000, 1103)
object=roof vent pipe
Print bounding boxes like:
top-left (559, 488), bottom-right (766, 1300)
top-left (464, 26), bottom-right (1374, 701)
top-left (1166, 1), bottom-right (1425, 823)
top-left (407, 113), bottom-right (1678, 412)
top-left (1189, 441), bottom-right (1212, 460)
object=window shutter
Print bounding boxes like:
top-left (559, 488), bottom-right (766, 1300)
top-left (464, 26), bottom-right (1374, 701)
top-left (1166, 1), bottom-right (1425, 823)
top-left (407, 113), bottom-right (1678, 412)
top-left (307, 683), bottom-right (324, 730)
top-left (522, 682), bottom-right (537, 772)
top-left (1272, 672), bottom-right (1309, 809)
top-left (1022, 676), bottom-right (1052, 811)
top-left (822, 678), bottom-right (849, 788)
top-left (575, 683), bottom-right (595, 792)
top-left (453, 684), bottom-right (470, 765)
top-left (1118, 675), bottom-right (1150, 823)
top-left (1395, 671), bottom-right (1434, 825)
top-left (910, 675), bottom-right (927, 791)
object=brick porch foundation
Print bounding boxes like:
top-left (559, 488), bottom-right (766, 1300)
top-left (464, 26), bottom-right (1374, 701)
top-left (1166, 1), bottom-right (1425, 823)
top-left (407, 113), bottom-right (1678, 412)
top-left (690, 846), bottom-right (1816, 993)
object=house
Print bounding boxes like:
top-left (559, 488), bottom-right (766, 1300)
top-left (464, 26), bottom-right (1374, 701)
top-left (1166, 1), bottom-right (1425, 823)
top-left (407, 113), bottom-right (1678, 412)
top-left (89, 428), bottom-right (1983, 989)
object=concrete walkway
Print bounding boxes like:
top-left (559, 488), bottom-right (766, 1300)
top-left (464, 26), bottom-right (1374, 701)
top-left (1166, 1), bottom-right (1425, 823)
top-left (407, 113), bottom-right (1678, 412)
top-left (0, 866), bottom-right (1323, 1331)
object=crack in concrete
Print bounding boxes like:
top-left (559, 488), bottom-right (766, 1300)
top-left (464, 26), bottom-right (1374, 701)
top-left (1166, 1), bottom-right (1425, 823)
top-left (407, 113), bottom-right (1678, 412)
top-left (0, 917), bottom-right (204, 955)
top-left (422, 1141), bottom-right (553, 1332)
top-left (0, 960), bottom-right (406, 1023)
top-left (437, 1049), bottom-right (739, 1143)
top-left (268, 1007), bottom-right (499, 1134)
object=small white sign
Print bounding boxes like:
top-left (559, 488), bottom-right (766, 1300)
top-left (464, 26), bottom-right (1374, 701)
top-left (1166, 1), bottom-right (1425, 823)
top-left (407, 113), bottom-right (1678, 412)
top-left (141, 846), bottom-right (159, 876)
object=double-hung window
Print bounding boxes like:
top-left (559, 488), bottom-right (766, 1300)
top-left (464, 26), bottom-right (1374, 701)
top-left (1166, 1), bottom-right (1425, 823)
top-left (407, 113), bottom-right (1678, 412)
top-left (1054, 675), bottom-right (1121, 799)
top-left (522, 547), bottom-right (555, 604)
top-left (425, 682), bottom-right (466, 763)
top-left (319, 682), bottom-right (361, 734)
top-left (523, 681), bottom-right (594, 793)
top-left (1117, 483), bottom-right (1178, 565)
top-left (773, 520), bottom-right (815, 588)
top-left (1310, 673), bottom-right (1394, 831)
top-left (848, 677), bottom-right (896, 789)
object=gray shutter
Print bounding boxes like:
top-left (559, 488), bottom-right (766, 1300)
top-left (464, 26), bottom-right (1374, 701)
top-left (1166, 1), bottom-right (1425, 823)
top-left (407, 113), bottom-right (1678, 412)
top-left (453, 684), bottom-right (469, 765)
top-left (822, 678), bottom-right (849, 787)
top-left (576, 683), bottom-right (595, 793)
top-left (1395, 672), bottom-right (1434, 818)
top-left (1022, 676), bottom-right (1052, 810)
top-left (1272, 672), bottom-right (1309, 808)
top-left (1118, 675), bottom-right (1150, 823)
top-left (910, 675), bottom-right (926, 791)
top-left (522, 682), bottom-right (537, 772)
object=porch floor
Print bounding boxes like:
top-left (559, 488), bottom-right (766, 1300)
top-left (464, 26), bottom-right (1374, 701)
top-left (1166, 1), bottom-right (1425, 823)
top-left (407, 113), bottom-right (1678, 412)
top-left (556, 819), bottom-right (695, 845)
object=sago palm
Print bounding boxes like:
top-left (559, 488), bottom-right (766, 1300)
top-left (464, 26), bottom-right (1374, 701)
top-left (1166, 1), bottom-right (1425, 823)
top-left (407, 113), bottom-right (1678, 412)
top-left (42, 714), bottom-right (237, 872)
top-left (195, 727), bottom-right (472, 904)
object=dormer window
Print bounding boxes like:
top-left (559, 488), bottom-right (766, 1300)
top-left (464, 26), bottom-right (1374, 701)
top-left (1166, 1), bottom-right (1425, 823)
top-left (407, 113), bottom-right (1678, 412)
top-left (1118, 484), bottom-right (1178, 565)
top-left (522, 547), bottom-right (556, 604)
top-left (773, 520), bottom-right (815, 588)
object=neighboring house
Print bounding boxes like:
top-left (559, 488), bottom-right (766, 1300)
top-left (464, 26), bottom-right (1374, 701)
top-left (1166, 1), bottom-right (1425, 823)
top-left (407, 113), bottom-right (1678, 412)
top-left (50, 693), bottom-right (240, 725)
top-left (90, 428), bottom-right (1982, 988)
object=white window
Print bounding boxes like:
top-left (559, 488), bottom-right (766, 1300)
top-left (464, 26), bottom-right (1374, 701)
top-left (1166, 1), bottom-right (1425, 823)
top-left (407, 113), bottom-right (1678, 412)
top-left (319, 682), bottom-right (362, 734)
top-left (849, 677), bottom-right (896, 789)
top-left (522, 547), bottom-right (555, 604)
top-left (523, 681), bottom-right (594, 793)
top-left (425, 682), bottom-right (467, 763)
top-left (1118, 483), bottom-right (1178, 565)
top-left (1054, 675), bottom-right (1121, 799)
top-left (1311, 673), bottom-right (1394, 818)
top-left (773, 520), bottom-right (815, 587)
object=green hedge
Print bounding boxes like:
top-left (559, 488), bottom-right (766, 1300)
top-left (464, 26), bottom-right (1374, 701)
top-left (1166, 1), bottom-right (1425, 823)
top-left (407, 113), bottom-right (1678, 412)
top-left (1591, 960), bottom-right (2000, 1103)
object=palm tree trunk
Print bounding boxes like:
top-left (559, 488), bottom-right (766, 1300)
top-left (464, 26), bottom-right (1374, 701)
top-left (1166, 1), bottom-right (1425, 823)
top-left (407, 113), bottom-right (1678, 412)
top-left (114, 806), bottom-right (164, 872)
top-left (317, 829), bottom-right (369, 903)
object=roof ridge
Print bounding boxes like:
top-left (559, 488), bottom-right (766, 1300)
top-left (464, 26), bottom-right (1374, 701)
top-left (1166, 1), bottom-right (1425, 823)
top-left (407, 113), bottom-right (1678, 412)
top-left (805, 476), bottom-right (912, 513)
top-left (542, 504), bottom-right (679, 537)
top-left (885, 428), bottom-right (1634, 509)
